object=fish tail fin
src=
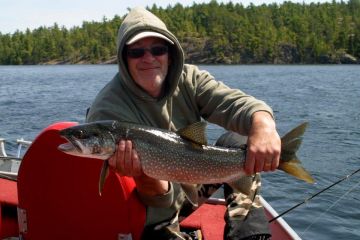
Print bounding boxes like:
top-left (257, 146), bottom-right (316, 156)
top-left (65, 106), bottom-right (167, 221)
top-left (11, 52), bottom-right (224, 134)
top-left (279, 122), bottom-right (315, 183)
top-left (99, 160), bottom-right (110, 196)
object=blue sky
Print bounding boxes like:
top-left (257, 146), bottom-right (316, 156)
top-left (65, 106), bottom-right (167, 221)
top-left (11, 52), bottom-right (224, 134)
top-left (0, 0), bottom-right (333, 34)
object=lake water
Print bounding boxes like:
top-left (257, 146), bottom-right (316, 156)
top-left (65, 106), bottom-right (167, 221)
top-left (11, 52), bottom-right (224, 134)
top-left (1, 64), bottom-right (359, 239)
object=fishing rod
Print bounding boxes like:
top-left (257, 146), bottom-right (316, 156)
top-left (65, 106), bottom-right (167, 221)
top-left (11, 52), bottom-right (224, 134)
top-left (301, 179), bottom-right (360, 234)
top-left (269, 167), bottom-right (360, 223)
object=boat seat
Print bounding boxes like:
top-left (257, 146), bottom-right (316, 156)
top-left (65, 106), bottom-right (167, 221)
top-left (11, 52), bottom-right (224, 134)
top-left (0, 178), bottom-right (19, 239)
top-left (17, 122), bottom-right (146, 240)
top-left (180, 203), bottom-right (226, 240)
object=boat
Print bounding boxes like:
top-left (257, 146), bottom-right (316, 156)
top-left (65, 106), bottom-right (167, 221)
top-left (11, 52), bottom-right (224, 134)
top-left (0, 122), bottom-right (301, 240)
top-left (0, 137), bottom-right (28, 182)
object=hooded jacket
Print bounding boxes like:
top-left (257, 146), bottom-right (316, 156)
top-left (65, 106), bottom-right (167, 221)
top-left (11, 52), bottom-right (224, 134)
top-left (86, 7), bottom-right (273, 226)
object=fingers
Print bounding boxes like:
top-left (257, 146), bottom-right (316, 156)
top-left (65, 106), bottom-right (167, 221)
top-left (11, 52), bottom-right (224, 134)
top-left (108, 140), bottom-right (142, 177)
top-left (263, 158), bottom-right (273, 172)
top-left (244, 148), bottom-right (255, 175)
top-left (118, 140), bottom-right (126, 174)
top-left (245, 111), bottom-right (282, 175)
top-left (245, 141), bottom-right (281, 175)
top-left (123, 140), bottom-right (132, 174)
top-left (131, 149), bottom-right (142, 176)
top-left (271, 150), bottom-right (280, 171)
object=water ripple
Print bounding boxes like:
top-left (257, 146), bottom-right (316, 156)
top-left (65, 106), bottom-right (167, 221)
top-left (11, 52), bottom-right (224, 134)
top-left (1, 64), bottom-right (360, 239)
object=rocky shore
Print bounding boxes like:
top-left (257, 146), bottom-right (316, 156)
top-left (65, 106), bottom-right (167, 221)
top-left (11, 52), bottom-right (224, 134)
top-left (42, 40), bottom-right (359, 65)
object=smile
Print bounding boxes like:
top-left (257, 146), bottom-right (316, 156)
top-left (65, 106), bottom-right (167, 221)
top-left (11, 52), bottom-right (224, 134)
top-left (139, 66), bottom-right (160, 70)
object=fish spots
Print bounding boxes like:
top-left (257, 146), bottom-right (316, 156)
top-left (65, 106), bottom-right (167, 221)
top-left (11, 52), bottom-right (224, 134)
top-left (61, 121), bottom-right (248, 184)
top-left (145, 129), bottom-right (179, 143)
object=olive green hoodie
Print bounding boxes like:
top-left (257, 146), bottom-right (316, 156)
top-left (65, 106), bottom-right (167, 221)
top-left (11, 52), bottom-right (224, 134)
top-left (86, 6), bottom-right (273, 226)
top-left (87, 6), bottom-right (185, 131)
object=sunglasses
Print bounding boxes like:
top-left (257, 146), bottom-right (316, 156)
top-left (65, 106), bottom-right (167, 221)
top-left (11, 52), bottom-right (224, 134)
top-left (127, 45), bottom-right (169, 58)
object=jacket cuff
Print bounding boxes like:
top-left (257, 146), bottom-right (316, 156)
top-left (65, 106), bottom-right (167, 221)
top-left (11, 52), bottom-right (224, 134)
top-left (245, 105), bottom-right (274, 133)
top-left (136, 182), bottom-right (174, 208)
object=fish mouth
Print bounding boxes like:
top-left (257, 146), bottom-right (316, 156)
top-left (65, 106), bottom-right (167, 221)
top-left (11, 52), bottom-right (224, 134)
top-left (58, 142), bottom-right (77, 152)
top-left (58, 136), bottom-right (82, 153)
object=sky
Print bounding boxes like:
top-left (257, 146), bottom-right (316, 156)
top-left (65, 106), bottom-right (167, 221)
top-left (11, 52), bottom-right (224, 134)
top-left (0, 0), bottom-right (334, 34)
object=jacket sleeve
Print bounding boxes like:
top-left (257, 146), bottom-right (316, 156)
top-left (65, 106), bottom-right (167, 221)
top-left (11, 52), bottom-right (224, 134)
top-left (188, 65), bottom-right (274, 135)
top-left (136, 182), bottom-right (175, 208)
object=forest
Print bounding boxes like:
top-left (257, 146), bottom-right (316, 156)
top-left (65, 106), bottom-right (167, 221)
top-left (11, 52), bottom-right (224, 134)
top-left (0, 0), bottom-right (359, 65)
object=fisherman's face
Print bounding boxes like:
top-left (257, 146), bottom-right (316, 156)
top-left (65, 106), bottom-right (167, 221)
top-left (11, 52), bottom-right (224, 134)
top-left (126, 37), bottom-right (170, 98)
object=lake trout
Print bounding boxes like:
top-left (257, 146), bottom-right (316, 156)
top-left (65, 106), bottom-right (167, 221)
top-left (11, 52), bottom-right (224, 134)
top-left (58, 121), bottom-right (314, 203)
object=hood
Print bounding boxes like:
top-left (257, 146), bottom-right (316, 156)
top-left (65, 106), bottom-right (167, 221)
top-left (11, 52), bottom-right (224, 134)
top-left (116, 7), bottom-right (184, 102)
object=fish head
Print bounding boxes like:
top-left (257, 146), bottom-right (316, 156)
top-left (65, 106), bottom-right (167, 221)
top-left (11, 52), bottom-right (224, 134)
top-left (58, 122), bottom-right (116, 160)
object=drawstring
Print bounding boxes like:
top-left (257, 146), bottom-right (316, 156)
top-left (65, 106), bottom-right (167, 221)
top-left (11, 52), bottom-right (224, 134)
top-left (167, 97), bottom-right (175, 131)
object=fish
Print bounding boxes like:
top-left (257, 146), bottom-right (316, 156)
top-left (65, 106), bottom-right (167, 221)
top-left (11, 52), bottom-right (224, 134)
top-left (58, 120), bottom-right (314, 204)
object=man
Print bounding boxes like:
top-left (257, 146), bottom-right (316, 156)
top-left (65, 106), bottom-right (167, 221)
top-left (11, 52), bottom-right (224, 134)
top-left (86, 7), bottom-right (280, 240)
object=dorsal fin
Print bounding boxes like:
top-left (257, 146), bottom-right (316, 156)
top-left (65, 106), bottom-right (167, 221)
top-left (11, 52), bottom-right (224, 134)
top-left (177, 121), bottom-right (208, 145)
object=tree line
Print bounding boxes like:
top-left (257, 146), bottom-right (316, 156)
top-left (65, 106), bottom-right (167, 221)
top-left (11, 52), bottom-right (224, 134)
top-left (0, 0), bottom-right (359, 65)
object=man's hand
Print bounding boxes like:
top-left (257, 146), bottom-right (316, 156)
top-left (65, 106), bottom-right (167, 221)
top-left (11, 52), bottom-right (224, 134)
top-left (109, 140), bottom-right (169, 196)
top-left (244, 111), bottom-right (281, 175)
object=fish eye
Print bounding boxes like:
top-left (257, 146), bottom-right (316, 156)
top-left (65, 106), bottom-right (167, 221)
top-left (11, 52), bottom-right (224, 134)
top-left (76, 130), bottom-right (85, 138)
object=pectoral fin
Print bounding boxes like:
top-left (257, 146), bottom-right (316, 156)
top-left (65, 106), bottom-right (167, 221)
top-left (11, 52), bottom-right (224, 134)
top-left (99, 160), bottom-right (110, 196)
top-left (180, 183), bottom-right (199, 207)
